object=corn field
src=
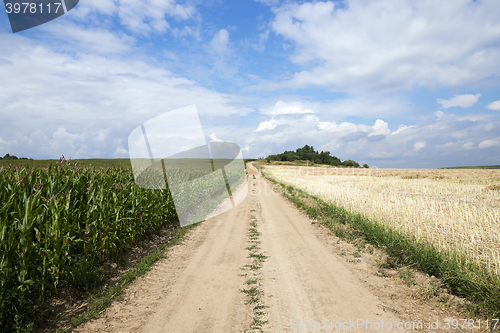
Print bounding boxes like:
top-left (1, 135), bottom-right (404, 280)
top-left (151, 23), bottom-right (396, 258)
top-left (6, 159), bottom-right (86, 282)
top-left (265, 165), bottom-right (500, 278)
top-left (0, 160), bottom-right (177, 329)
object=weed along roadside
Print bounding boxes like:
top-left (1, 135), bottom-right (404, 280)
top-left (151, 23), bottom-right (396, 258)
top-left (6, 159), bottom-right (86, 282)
top-left (257, 162), bottom-right (500, 320)
top-left (239, 211), bottom-right (269, 332)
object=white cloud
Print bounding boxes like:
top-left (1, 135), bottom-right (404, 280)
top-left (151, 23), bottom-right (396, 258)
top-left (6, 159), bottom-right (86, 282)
top-left (487, 100), bottom-right (500, 111)
top-left (234, 100), bottom-right (500, 167)
top-left (70, 0), bottom-right (116, 18)
top-left (42, 22), bottom-right (134, 54)
top-left (171, 26), bottom-right (200, 40)
top-left (72, 0), bottom-right (195, 35)
top-left (268, 0), bottom-right (500, 92)
top-left (261, 100), bottom-right (314, 116)
top-left (256, 119), bottom-right (279, 132)
top-left (317, 120), bottom-right (363, 134)
top-left (434, 110), bottom-right (450, 119)
top-left (436, 142), bottom-right (457, 150)
top-left (461, 142), bottom-right (474, 150)
top-left (241, 30), bottom-right (270, 52)
top-left (248, 94), bottom-right (409, 119)
top-left (392, 124), bottom-right (415, 135)
top-left (2, 0), bottom-right (500, 169)
top-left (316, 119), bottom-right (387, 140)
top-left (255, 114), bottom-right (319, 132)
top-left (437, 94), bottom-right (481, 109)
top-left (370, 119), bottom-right (390, 137)
top-left (478, 137), bottom-right (500, 149)
top-left (209, 133), bottom-right (223, 142)
top-left (0, 33), bottom-right (251, 159)
top-left (210, 29), bottom-right (230, 55)
top-left (414, 141), bottom-right (426, 151)
top-left (205, 29), bottom-right (241, 80)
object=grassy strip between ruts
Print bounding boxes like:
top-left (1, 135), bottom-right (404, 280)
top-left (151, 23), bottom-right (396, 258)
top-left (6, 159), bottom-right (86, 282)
top-left (54, 222), bottom-right (200, 333)
top-left (239, 212), bottom-right (269, 333)
top-left (261, 172), bottom-right (500, 319)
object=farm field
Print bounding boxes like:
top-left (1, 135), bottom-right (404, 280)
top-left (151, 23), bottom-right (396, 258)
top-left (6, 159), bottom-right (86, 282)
top-left (263, 165), bottom-right (500, 277)
top-left (0, 158), bottom-right (179, 331)
top-left (0, 158), bottom-right (134, 169)
top-left (2, 161), bottom-right (499, 332)
top-left (0, 156), bottom-right (250, 331)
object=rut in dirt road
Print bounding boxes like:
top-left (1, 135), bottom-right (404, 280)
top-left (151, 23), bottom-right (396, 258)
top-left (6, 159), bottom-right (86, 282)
top-left (78, 164), bottom-right (402, 332)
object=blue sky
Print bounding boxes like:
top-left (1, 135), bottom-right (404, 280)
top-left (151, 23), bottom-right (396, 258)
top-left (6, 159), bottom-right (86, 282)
top-left (1, 0), bottom-right (500, 168)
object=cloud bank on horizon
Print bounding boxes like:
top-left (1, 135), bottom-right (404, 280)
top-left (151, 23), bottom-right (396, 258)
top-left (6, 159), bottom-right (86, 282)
top-left (1, 0), bottom-right (500, 168)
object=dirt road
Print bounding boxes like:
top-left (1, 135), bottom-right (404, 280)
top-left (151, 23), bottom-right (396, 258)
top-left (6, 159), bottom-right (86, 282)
top-left (78, 163), bottom-right (404, 332)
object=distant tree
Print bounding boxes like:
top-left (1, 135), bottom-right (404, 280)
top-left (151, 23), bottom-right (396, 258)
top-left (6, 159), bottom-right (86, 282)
top-left (330, 157), bottom-right (341, 166)
top-left (265, 145), bottom-right (362, 168)
top-left (0, 154), bottom-right (33, 160)
top-left (296, 145), bottom-right (316, 161)
top-left (2, 154), bottom-right (18, 160)
top-left (318, 151), bottom-right (330, 164)
top-left (266, 154), bottom-right (280, 163)
top-left (342, 160), bottom-right (360, 168)
top-left (363, 164), bottom-right (369, 168)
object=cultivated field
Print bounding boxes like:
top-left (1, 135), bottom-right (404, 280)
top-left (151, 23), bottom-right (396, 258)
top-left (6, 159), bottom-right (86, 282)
top-left (0, 157), bottom-right (246, 331)
top-left (0, 159), bottom-right (179, 330)
top-left (3, 160), bottom-right (498, 331)
top-left (264, 165), bottom-right (500, 277)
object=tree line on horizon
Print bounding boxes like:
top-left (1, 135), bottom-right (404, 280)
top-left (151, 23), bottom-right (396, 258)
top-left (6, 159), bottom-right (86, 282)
top-left (0, 153), bottom-right (31, 160)
top-left (265, 145), bottom-right (368, 168)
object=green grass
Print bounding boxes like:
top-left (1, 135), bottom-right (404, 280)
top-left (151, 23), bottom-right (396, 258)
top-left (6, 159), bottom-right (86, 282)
top-left (399, 267), bottom-right (417, 286)
top-left (248, 253), bottom-right (269, 261)
top-left (245, 279), bottom-right (258, 285)
top-left (240, 214), bottom-right (268, 333)
top-left (440, 165), bottom-right (500, 169)
top-left (264, 176), bottom-right (500, 319)
top-left (240, 286), bottom-right (261, 297)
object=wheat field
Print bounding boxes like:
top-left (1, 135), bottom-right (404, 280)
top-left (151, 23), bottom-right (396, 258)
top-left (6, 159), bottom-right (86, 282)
top-left (264, 165), bottom-right (500, 277)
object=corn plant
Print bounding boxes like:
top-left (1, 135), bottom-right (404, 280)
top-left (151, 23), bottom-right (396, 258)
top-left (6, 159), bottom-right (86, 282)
top-left (0, 160), bottom-right (178, 330)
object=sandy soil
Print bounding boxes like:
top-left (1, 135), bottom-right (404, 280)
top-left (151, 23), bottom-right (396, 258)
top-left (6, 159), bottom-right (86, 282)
top-left (76, 163), bottom-right (483, 333)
